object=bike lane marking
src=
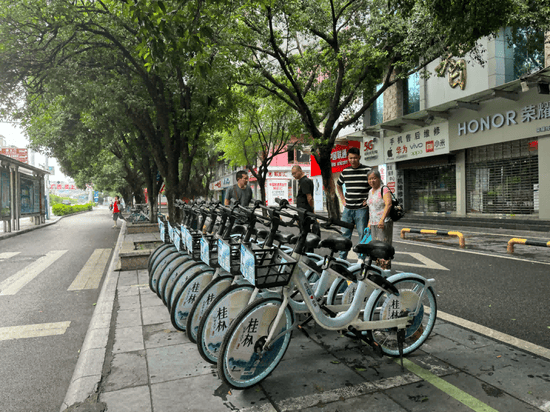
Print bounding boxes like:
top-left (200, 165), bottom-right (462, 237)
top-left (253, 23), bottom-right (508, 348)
top-left (0, 321), bottom-right (71, 341)
top-left (347, 250), bottom-right (449, 270)
top-left (0, 250), bottom-right (68, 296)
top-left (0, 252), bottom-right (20, 260)
top-left (67, 248), bottom-right (112, 291)
top-left (398, 357), bottom-right (499, 412)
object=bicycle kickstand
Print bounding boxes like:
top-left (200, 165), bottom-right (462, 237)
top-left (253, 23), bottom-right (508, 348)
top-left (397, 328), bottom-right (405, 372)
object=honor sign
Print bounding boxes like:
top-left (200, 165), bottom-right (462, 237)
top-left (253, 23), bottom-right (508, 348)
top-left (457, 101), bottom-right (550, 136)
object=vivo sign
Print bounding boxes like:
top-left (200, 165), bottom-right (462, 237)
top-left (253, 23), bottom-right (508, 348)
top-left (458, 111), bottom-right (517, 136)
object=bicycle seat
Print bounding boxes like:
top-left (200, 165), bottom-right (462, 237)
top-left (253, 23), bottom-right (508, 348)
top-left (305, 233), bottom-right (321, 250)
top-left (230, 225), bottom-right (247, 236)
top-left (253, 228), bottom-right (269, 240)
top-left (319, 235), bottom-right (352, 252)
top-left (274, 232), bottom-right (294, 244)
top-left (353, 240), bottom-right (395, 260)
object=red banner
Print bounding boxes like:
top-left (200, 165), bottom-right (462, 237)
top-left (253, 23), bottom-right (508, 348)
top-left (1, 147), bottom-right (28, 163)
top-left (310, 140), bottom-right (360, 176)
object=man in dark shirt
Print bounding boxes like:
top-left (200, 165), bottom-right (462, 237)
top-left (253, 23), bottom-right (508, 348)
top-left (336, 147), bottom-right (371, 259)
top-left (225, 170), bottom-right (253, 206)
top-left (291, 165), bottom-right (314, 212)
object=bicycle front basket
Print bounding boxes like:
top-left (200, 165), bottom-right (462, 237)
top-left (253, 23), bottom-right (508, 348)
top-left (242, 247), bottom-right (296, 289)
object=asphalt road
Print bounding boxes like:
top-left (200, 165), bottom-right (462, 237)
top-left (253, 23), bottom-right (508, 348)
top-left (0, 208), bottom-right (118, 412)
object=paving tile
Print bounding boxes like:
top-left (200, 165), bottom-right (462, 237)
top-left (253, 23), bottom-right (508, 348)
top-left (118, 295), bottom-right (141, 311)
top-left (118, 271), bottom-right (139, 287)
top-left (116, 309), bottom-right (142, 328)
top-left (101, 385), bottom-right (152, 412)
top-left (140, 291), bottom-right (166, 308)
top-left (138, 269), bottom-right (150, 285)
top-left (147, 343), bottom-right (214, 384)
top-left (143, 322), bottom-right (188, 349)
top-left (113, 325), bottom-right (144, 353)
top-left (261, 351), bottom-right (366, 401)
top-left (151, 374), bottom-right (269, 412)
top-left (142, 305), bottom-right (170, 325)
top-left (103, 351), bottom-right (148, 392)
top-left (117, 285), bottom-right (140, 297)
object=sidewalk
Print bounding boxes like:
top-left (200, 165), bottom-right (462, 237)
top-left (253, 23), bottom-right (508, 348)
top-left (0, 215), bottom-right (62, 240)
top-left (62, 222), bottom-right (550, 412)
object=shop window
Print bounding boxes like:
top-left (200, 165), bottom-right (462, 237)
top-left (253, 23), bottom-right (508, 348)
top-left (369, 84), bottom-right (384, 126)
top-left (466, 139), bottom-right (539, 215)
top-left (287, 145), bottom-right (310, 164)
top-left (404, 164), bottom-right (456, 213)
top-left (507, 27), bottom-right (544, 80)
top-left (403, 72), bottom-right (420, 115)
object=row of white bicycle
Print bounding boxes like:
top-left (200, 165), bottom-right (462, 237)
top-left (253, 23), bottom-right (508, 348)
top-left (147, 199), bottom-right (437, 389)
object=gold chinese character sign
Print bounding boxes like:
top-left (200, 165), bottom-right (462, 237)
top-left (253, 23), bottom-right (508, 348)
top-left (435, 55), bottom-right (467, 90)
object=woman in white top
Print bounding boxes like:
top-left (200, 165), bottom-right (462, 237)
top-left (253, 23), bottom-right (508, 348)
top-left (366, 170), bottom-right (393, 269)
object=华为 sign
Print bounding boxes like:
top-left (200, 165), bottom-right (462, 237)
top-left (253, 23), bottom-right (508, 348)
top-left (384, 123), bottom-right (449, 162)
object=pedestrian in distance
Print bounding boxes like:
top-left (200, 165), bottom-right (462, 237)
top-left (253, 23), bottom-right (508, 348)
top-left (112, 196), bottom-right (125, 228)
top-left (336, 147), bottom-right (371, 259)
top-left (366, 170), bottom-right (393, 269)
top-left (224, 170), bottom-right (253, 206)
top-left (291, 165), bottom-right (314, 212)
top-left (292, 165), bottom-right (321, 241)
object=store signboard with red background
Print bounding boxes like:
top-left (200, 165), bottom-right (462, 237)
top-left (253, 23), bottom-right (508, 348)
top-left (310, 140), bottom-right (361, 176)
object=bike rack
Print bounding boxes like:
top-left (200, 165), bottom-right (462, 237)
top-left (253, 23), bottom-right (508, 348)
top-left (507, 237), bottom-right (550, 254)
top-left (400, 228), bottom-right (465, 248)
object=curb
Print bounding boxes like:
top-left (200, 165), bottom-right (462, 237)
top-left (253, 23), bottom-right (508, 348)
top-left (60, 220), bottom-right (126, 411)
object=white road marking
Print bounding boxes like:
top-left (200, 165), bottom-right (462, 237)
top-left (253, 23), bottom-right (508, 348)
top-left (0, 250), bottom-right (68, 295)
top-left (0, 321), bottom-right (71, 341)
top-left (347, 250), bottom-right (449, 270)
top-left (0, 252), bottom-right (20, 260)
top-left (438, 310), bottom-right (550, 361)
top-left (392, 252), bottom-right (450, 270)
top-left (67, 248), bottom-right (112, 291)
top-left (395, 238), bottom-right (550, 266)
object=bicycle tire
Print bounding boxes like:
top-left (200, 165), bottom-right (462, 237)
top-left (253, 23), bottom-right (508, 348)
top-left (166, 261), bottom-right (208, 310)
top-left (159, 256), bottom-right (193, 307)
top-left (196, 283), bottom-right (255, 364)
top-left (156, 255), bottom-right (190, 300)
top-left (217, 296), bottom-right (294, 389)
top-left (147, 244), bottom-right (172, 273)
top-left (148, 245), bottom-right (176, 275)
top-left (169, 269), bottom-right (215, 331)
top-left (185, 274), bottom-right (234, 343)
top-left (365, 277), bottom-right (437, 356)
top-left (149, 251), bottom-right (183, 294)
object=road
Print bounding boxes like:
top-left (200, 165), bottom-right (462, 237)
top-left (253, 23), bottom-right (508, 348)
top-left (0, 208), bottom-right (118, 412)
top-left (391, 237), bottom-right (550, 350)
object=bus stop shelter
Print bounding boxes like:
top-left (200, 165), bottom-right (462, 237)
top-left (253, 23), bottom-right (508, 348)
top-left (1, 152), bottom-right (48, 233)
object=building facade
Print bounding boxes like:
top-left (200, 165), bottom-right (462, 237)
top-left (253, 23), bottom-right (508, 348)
top-left (358, 29), bottom-right (550, 221)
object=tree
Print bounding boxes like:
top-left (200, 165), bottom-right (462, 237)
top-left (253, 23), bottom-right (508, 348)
top-left (0, 0), bottom-right (235, 222)
top-left (220, 0), bottom-right (520, 218)
top-left (217, 91), bottom-right (303, 205)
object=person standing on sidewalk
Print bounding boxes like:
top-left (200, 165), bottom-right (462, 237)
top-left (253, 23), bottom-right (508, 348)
top-left (366, 170), bottom-right (393, 269)
top-left (336, 147), bottom-right (371, 259)
top-left (291, 165), bottom-right (314, 212)
top-left (112, 196), bottom-right (125, 228)
top-left (224, 170), bottom-right (253, 206)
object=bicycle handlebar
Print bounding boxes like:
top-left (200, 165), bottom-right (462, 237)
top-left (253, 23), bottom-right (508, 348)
top-left (274, 198), bottom-right (354, 230)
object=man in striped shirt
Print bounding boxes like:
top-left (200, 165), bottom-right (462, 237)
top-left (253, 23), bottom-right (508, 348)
top-left (336, 147), bottom-right (371, 259)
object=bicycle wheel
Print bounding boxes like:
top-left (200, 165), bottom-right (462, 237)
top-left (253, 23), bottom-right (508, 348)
top-left (149, 251), bottom-right (183, 294)
top-left (156, 255), bottom-right (189, 300)
top-left (160, 257), bottom-right (192, 306)
top-left (217, 297), bottom-right (294, 389)
top-left (185, 274), bottom-right (234, 343)
top-left (365, 277), bottom-right (437, 356)
top-left (166, 262), bottom-right (209, 310)
top-left (197, 283), bottom-right (255, 364)
top-left (147, 244), bottom-right (172, 273)
top-left (149, 246), bottom-right (177, 282)
top-left (170, 269), bottom-right (215, 331)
